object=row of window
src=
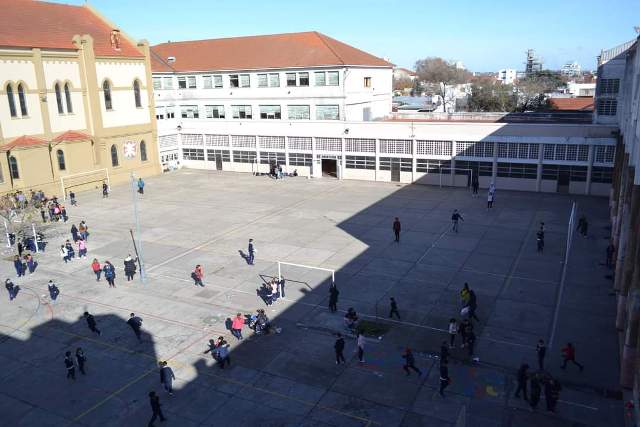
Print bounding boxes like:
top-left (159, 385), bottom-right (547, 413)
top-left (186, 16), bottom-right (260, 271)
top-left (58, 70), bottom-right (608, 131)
top-left (102, 79), bottom-right (143, 111)
top-left (153, 71), bottom-right (344, 90)
top-left (169, 104), bottom-right (340, 121)
top-left (5, 83), bottom-right (28, 118)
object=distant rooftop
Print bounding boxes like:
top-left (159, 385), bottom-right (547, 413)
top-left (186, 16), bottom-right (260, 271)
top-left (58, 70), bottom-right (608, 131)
top-left (385, 111), bottom-right (593, 124)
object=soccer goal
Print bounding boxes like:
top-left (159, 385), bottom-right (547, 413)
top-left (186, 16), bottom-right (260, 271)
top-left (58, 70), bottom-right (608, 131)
top-left (60, 168), bottom-right (110, 200)
top-left (438, 168), bottom-right (474, 188)
top-left (276, 261), bottom-right (335, 286)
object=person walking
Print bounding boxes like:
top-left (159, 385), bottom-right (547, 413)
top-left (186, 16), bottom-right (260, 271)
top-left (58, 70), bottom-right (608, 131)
top-left (248, 239), bottom-right (255, 265)
top-left (545, 378), bottom-right (561, 413)
top-left (328, 283), bottom-right (339, 313)
top-left (102, 182), bottom-right (109, 198)
top-left (460, 319), bottom-right (472, 348)
top-left (389, 297), bottom-right (401, 320)
top-left (60, 245), bottom-right (69, 264)
top-left (148, 391), bottom-right (167, 426)
top-left (104, 261), bottom-right (116, 287)
top-left (514, 363), bottom-right (529, 400)
top-left (124, 254), bottom-right (137, 281)
top-left (334, 333), bottom-right (346, 364)
top-left (5, 279), bottom-right (17, 301)
top-left (13, 255), bottom-right (24, 277)
top-left (91, 259), bottom-right (102, 281)
top-left (536, 339), bottom-right (546, 370)
top-left (127, 313), bottom-right (143, 342)
top-left (159, 361), bottom-right (175, 395)
top-left (69, 191), bottom-right (77, 206)
top-left (231, 313), bottom-right (244, 340)
top-left (48, 280), bottom-right (60, 302)
top-left (215, 341), bottom-right (231, 369)
top-left (467, 331), bottom-right (477, 360)
top-left (472, 176), bottom-right (479, 197)
top-left (536, 228), bottom-right (545, 253)
top-left (606, 242), bottom-right (615, 268)
top-left (192, 264), bottom-right (204, 287)
top-left (76, 348), bottom-right (87, 375)
top-left (451, 209), bottom-right (464, 233)
top-left (440, 341), bottom-right (450, 364)
top-left (71, 224), bottom-right (79, 242)
top-left (402, 347), bottom-right (422, 376)
top-left (356, 333), bottom-right (365, 363)
top-left (138, 177), bottom-right (145, 195)
top-left (467, 288), bottom-right (479, 322)
top-left (448, 318), bottom-right (458, 348)
top-left (84, 312), bottom-right (101, 336)
top-left (78, 221), bottom-right (88, 241)
top-left (577, 215), bottom-right (588, 237)
top-left (439, 361), bottom-right (450, 397)
top-left (561, 342), bottom-right (584, 371)
top-left (64, 351), bottom-right (75, 380)
top-left (77, 239), bottom-right (87, 259)
top-left (529, 374), bottom-right (542, 411)
top-left (393, 217), bottom-right (401, 242)
top-left (25, 254), bottom-right (36, 274)
top-left (487, 191), bottom-right (494, 209)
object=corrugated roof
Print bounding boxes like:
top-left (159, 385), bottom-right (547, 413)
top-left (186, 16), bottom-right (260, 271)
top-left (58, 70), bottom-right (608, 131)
top-left (52, 130), bottom-right (91, 143)
top-left (549, 97), bottom-right (594, 111)
top-left (0, 0), bottom-right (143, 58)
top-left (150, 31), bottom-right (392, 72)
top-left (0, 135), bottom-right (48, 151)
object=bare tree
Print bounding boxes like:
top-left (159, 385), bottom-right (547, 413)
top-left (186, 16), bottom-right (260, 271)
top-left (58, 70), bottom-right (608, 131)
top-left (0, 194), bottom-right (45, 246)
top-left (516, 70), bottom-right (566, 112)
top-left (415, 57), bottom-right (472, 112)
top-left (393, 77), bottom-right (414, 91)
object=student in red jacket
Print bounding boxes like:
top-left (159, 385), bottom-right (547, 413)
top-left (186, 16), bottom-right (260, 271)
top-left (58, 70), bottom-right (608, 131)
top-left (561, 342), bottom-right (584, 372)
top-left (231, 313), bottom-right (244, 340)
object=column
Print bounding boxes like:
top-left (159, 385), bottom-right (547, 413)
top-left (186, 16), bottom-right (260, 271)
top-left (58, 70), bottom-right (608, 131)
top-left (255, 136), bottom-right (261, 176)
top-left (202, 133), bottom-right (208, 169)
top-left (340, 138), bottom-right (345, 180)
top-left (228, 135), bottom-right (234, 172)
top-left (411, 139), bottom-right (417, 183)
top-left (536, 143), bottom-right (543, 192)
top-left (492, 142), bottom-right (498, 183)
top-left (284, 136), bottom-right (290, 173)
top-left (311, 136), bottom-right (317, 178)
top-left (375, 138), bottom-right (380, 181)
top-left (585, 145), bottom-right (594, 195)
top-left (450, 140), bottom-right (457, 186)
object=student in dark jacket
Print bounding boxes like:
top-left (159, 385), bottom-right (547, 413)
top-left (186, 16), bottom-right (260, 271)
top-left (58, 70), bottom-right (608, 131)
top-left (328, 284), bottom-right (339, 312)
top-left (127, 313), bottom-right (143, 342)
top-left (84, 311), bottom-right (101, 336)
top-left (148, 391), bottom-right (166, 426)
top-left (514, 363), bottom-right (529, 400)
top-left (334, 333), bottom-right (346, 364)
top-left (124, 255), bottom-right (137, 281)
top-left (402, 347), bottom-right (422, 376)
top-left (393, 217), bottom-right (401, 242)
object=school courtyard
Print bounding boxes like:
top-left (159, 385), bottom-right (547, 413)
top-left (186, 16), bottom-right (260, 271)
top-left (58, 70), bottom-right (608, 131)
top-left (0, 169), bottom-right (623, 426)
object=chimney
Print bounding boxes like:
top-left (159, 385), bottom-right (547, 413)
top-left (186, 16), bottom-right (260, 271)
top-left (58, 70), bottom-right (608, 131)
top-left (110, 29), bottom-right (121, 50)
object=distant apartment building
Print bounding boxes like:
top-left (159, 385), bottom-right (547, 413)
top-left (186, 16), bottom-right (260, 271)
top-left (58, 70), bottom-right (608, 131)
top-left (0, 1), bottom-right (161, 196)
top-left (393, 67), bottom-right (417, 81)
top-left (497, 69), bottom-right (517, 85)
top-left (561, 61), bottom-right (582, 76)
top-left (567, 82), bottom-right (596, 97)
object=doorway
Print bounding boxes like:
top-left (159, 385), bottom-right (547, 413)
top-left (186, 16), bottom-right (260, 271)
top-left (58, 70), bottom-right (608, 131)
top-left (390, 159), bottom-right (400, 182)
top-left (321, 159), bottom-right (337, 178)
top-left (215, 154), bottom-right (223, 171)
top-left (558, 170), bottom-right (570, 193)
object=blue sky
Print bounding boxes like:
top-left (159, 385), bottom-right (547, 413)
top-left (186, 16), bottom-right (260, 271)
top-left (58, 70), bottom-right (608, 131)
top-left (58, 0), bottom-right (638, 72)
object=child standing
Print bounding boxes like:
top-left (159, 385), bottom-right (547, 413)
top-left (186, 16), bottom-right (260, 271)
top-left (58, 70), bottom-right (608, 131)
top-left (448, 318), bottom-right (458, 348)
top-left (91, 259), bottom-right (101, 281)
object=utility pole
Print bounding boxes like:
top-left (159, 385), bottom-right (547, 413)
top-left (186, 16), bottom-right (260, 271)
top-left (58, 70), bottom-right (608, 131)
top-left (130, 172), bottom-right (146, 284)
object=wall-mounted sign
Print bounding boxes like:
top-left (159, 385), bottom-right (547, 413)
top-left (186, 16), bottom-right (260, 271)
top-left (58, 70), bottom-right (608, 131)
top-left (124, 141), bottom-right (137, 159)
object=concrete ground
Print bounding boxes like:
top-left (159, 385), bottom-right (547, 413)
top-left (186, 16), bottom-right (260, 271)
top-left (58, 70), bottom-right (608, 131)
top-left (0, 169), bottom-right (623, 427)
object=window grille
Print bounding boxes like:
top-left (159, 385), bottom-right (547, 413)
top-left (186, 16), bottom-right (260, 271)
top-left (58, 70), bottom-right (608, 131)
top-left (205, 134), bottom-right (229, 147)
top-left (379, 139), bottom-right (411, 154)
top-left (345, 138), bottom-right (375, 153)
top-left (231, 135), bottom-right (256, 148)
top-left (258, 136), bottom-right (285, 150)
top-left (316, 137), bottom-right (342, 152)
top-left (288, 137), bottom-right (312, 151)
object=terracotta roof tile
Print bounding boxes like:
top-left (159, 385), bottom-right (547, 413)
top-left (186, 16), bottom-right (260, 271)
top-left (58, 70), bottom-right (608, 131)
top-left (52, 130), bottom-right (92, 143)
top-left (548, 97), bottom-right (594, 111)
top-left (0, 0), bottom-right (143, 57)
top-left (150, 31), bottom-right (392, 72)
top-left (1, 135), bottom-right (48, 151)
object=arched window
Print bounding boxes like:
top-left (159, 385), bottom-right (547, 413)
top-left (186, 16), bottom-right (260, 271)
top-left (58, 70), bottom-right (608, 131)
top-left (17, 84), bottom-right (27, 116)
top-left (55, 83), bottom-right (64, 114)
top-left (6, 83), bottom-right (16, 117)
top-left (110, 144), bottom-right (119, 167)
top-left (56, 149), bottom-right (66, 171)
top-left (9, 156), bottom-right (19, 179)
top-left (133, 80), bottom-right (141, 108)
top-left (64, 83), bottom-right (73, 113)
top-left (103, 80), bottom-right (112, 110)
top-left (140, 140), bottom-right (148, 161)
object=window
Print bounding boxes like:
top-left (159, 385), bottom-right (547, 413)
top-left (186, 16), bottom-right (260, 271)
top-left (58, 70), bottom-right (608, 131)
top-left (260, 151), bottom-right (285, 164)
top-left (416, 159), bottom-right (452, 174)
top-left (207, 149), bottom-right (230, 162)
top-left (315, 72), bottom-right (326, 86)
top-left (213, 75), bottom-right (223, 88)
top-left (591, 166), bottom-right (613, 183)
top-left (17, 84), bottom-right (27, 116)
top-left (364, 77), bottom-right (372, 88)
top-left (133, 80), bottom-right (142, 108)
top-left (9, 156), bottom-right (19, 179)
top-left (205, 134), bottom-right (229, 147)
top-left (598, 79), bottom-right (620, 95)
top-left (56, 149), bottom-right (66, 170)
top-left (230, 74), bottom-right (249, 88)
top-left (597, 99), bottom-right (617, 116)
top-left (166, 106), bottom-right (175, 119)
top-left (288, 137), bottom-right (312, 151)
top-left (110, 145), bottom-right (119, 167)
top-left (163, 77), bottom-right (173, 89)
top-left (203, 76), bottom-right (212, 89)
top-left (258, 136), bottom-right (285, 150)
top-left (258, 74), bottom-right (268, 88)
top-left (416, 140), bottom-right (453, 156)
top-left (345, 139), bottom-right (375, 153)
top-left (595, 146), bottom-right (616, 164)
top-left (103, 80), bottom-right (112, 111)
top-left (153, 77), bottom-right (162, 90)
top-left (239, 74), bottom-right (250, 88)
top-left (316, 137), bottom-right (342, 151)
top-left (299, 72), bottom-right (309, 86)
top-left (287, 105), bottom-right (310, 120)
top-left (289, 152), bottom-right (312, 166)
top-left (55, 83), bottom-right (64, 114)
top-left (181, 134), bottom-right (203, 146)
top-left (260, 105), bottom-right (281, 119)
top-left (64, 83), bottom-right (73, 113)
top-left (187, 76), bottom-right (196, 88)
top-left (178, 76), bottom-right (187, 89)
top-left (456, 141), bottom-right (494, 158)
top-left (327, 71), bottom-right (339, 86)
top-left (182, 148), bottom-right (204, 160)
top-left (380, 139), bottom-right (411, 154)
top-left (316, 105), bottom-right (339, 120)
top-left (286, 73), bottom-right (297, 87)
top-left (269, 73), bottom-right (279, 87)
top-left (455, 160), bottom-right (493, 177)
top-left (346, 155), bottom-right (376, 170)
top-left (140, 141), bottom-right (148, 162)
top-left (156, 106), bottom-right (165, 120)
top-left (379, 157), bottom-right (412, 172)
top-left (233, 150), bottom-right (257, 163)
top-left (231, 135), bottom-right (256, 148)
top-left (6, 84), bottom-right (16, 117)
top-left (232, 105), bottom-right (252, 119)
top-left (180, 105), bottom-right (199, 119)
top-left (205, 105), bottom-right (225, 119)
top-left (497, 162), bottom-right (537, 179)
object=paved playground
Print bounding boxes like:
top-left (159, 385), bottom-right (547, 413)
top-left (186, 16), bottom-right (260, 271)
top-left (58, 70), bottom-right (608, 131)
top-left (0, 169), bottom-right (623, 426)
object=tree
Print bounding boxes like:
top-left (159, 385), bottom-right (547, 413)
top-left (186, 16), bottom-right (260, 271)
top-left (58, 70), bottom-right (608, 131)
top-left (467, 77), bottom-right (517, 112)
top-left (393, 77), bottom-right (414, 91)
top-left (415, 57), bottom-right (472, 112)
top-left (0, 194), bottom-right (46, 245)
top-left (516, 70), bottom-right (566, 112)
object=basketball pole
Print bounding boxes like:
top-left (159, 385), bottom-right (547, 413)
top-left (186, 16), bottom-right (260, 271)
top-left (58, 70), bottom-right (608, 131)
top-left (130, 171), bottom-right (146, 285)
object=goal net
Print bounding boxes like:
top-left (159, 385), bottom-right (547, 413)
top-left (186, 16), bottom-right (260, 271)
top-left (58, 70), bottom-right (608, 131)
top-left (276, 261), bottom-right (335, 290)
top-left (416, 167), bottom-right (473, 188)
top-left (60, 168), bottom-right (110, 200)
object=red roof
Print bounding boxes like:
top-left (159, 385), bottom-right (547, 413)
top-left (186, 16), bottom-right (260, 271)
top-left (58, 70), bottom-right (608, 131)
top-left (549, 97), bottom-right (594, 111)
top-left (151, 31), bottom-right (393, 72)
top-left (0, 135), bottom-right (48, 152)
top-left (0, 0), bottom-right (143, 58)
top-left (52, 130), bottom-right (91, 143)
